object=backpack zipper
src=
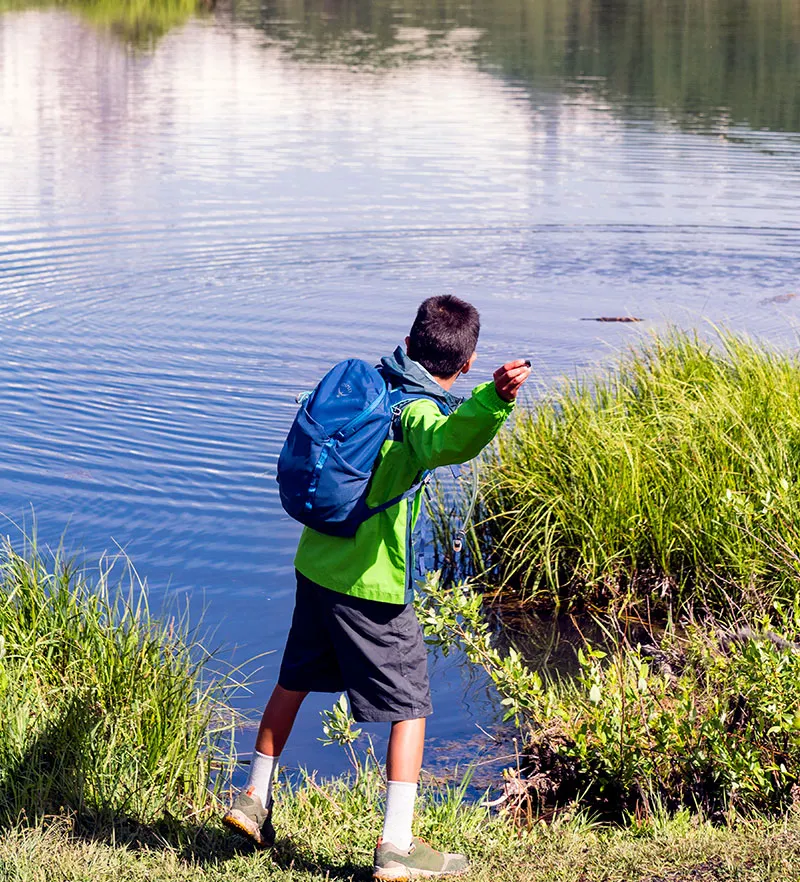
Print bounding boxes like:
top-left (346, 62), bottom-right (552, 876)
top-left (333, 385), bottom-right (388, 441)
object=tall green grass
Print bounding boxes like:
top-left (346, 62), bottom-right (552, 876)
top-left (477, 330), bottom-right (800, 610)
top-left (0, 539), bottom-right (237, 828)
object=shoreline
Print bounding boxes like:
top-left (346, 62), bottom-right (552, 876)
top-left (4, 774), bottom-right (800, 881)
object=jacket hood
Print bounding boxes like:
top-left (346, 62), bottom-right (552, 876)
top-left (380, 345), bottom-right (464, 412)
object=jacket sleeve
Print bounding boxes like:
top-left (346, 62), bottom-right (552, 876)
top-left (402, 381), bottom-right (515, 470)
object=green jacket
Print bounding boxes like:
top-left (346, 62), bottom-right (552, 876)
top-left (294, 347), bottom-right (515, 604)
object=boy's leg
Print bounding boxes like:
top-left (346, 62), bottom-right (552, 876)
top-left (224, 572), bottom-right (345, 846)
top-left (247, 684), bottom-right (308, 806)
top-left (381, 718), bottom-right (425, 851)
top-left (386, 717), bottom-right (425, 782)
top-left (255, 684), bottom-right (309, 756)
top-left (223, 685), bottom-right (308, 846)
top-left (375, 715), bottom-right (469, 879)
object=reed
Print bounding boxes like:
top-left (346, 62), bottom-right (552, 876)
top-left (476, 329), bottom-right (800, 611)
top-left (0, 539), bottom-right (237, 828)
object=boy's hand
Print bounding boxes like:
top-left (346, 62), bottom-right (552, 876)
top-left (493, 360), bottom-right (531, 402)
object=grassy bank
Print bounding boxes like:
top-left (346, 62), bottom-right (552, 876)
top-left (0, 540), bottom-right (236, 828)
top-left (5, 773), bottom-right (800, 881)
top-left (476, 330), bottom-right (800, 612)
top-left (4, 543), bottom-right (800, 880)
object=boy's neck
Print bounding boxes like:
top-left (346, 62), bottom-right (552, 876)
top-left (412, 355), bottom-right (459, 392)
top-left (432, 373), bottom-right (459, 392)
top-left (403, 342), bottom-right (466, 393)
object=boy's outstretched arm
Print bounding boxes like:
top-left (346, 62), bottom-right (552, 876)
top-left (403, 359), bottom-right (531, 470)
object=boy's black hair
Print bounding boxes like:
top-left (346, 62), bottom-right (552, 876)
top-left (407, 295), bottom-right (480, 378)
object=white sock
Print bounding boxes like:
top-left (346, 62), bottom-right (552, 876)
top-left (381, 781), bottom-right (417, 852)
top-left (244, 750), bottom-right (278, 807)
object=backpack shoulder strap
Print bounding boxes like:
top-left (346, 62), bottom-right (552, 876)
top-left (387, 392), bottom-right (450, 443)
top-left (361, 392), bottom-right (450, 519)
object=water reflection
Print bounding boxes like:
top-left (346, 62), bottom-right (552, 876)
top-left (486, 600), bottom-right (661, 680)
top-left (0, 0), bottom-right (210, 45)
top-left (3, 0), bottom-right (798, 131)
top-left (234, 0), bottom-right (800, 132)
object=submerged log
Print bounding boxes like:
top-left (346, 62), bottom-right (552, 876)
top-left (581, 316), bottom-right (644, 322)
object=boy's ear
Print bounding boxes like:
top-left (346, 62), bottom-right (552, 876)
top-left (405, 336), bottom-right (411, 354)
top-left (461, 352), bottom-right (477, 375)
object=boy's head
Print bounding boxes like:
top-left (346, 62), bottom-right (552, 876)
top-left (406, 295), bottom-right (480, 379)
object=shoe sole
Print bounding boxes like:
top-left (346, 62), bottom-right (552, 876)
top-left (222, 810), bottom-right (265, 847)
top-left (373, 866), bottom-right (470, 880)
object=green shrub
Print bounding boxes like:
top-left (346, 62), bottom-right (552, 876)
top-left (419, 574), bottom-right (800, 818)
top-left (0, 540), bottom-right (237, 827)
top-left (476, 329), bottom-right (800, 610)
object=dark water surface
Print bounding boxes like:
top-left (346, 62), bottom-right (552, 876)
top-left (1, 0), bottom-right (799, 777)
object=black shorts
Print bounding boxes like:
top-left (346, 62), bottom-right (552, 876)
top-left (277, 570), bottom-right (433, 723)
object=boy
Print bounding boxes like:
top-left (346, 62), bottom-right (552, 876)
top-left (224, 295), bottom-right (530, 879)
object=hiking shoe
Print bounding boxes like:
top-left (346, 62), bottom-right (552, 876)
top-left (222, 787), bottom-right (276, 848)
top-left (373, 836), bottom-right (470, 880)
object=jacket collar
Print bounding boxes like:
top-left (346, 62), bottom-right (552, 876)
top-left (379, 345), bottom-right (464, 411)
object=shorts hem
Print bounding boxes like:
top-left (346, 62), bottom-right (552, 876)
top-left (277, 678), bottom-right (343, 694)
top-left (351, 705), bottom-right (434, 724)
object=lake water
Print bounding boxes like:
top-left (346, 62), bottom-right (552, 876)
top-left (1, 0), bottom-right (799, 779)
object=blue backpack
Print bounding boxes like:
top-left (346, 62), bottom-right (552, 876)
top-left (276, 359), bottom-right (443, 538)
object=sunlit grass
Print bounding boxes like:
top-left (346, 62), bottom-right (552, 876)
top-left (0, 539), bottom-right (237, 828)
top-left (4, 762), bottom-right (800, 880)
